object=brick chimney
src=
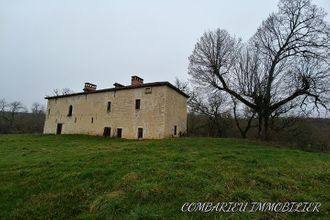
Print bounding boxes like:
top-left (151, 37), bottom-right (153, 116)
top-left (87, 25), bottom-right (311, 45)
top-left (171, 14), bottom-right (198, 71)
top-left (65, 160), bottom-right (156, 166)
top-left (83, 82), bottom-right (97, 92)
top-left (131, 75), bottom-right (144, 86)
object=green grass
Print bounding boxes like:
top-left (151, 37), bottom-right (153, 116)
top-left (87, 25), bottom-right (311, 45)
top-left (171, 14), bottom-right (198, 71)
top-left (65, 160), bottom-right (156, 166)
top-left (0, 135), bottom-right (329, 219)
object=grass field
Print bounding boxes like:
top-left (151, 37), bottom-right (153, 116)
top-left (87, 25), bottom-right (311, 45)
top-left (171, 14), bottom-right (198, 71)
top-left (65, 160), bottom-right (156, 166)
top-left (0, 135), bottom-right (329, 219)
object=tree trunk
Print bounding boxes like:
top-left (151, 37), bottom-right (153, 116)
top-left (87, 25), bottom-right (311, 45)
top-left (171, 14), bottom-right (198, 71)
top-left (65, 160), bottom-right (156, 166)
top-left (257, 113), bottom-right (262, 138)
top-left (261, 114), bottom-right (270, 141)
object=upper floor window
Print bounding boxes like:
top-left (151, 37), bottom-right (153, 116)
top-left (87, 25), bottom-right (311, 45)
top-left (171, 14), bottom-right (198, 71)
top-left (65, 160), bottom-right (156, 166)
top-left (107, 101), bottom-right (111, 112)
top-left (67, 105), bottom-right (73, 116)
top-left (135, 99), bottom-right (141, 110)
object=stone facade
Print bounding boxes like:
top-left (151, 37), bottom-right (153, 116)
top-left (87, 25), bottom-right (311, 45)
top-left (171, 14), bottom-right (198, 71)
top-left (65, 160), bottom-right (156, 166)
top-left (43, 81), bottom-right (188, 139)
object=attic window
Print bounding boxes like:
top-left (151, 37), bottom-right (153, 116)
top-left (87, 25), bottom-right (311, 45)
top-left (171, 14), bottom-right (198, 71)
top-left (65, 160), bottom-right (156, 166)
top-left (145, 87), bottom-right (152, 94)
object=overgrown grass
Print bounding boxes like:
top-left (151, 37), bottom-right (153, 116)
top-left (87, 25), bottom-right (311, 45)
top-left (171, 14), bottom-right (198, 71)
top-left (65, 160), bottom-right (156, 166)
top-left (0, 135), bottom-right (329, 219)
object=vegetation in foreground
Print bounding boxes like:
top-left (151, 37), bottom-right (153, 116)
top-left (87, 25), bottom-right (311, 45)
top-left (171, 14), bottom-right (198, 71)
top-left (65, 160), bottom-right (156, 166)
top-left (0, 135), bottom-right (329, 219)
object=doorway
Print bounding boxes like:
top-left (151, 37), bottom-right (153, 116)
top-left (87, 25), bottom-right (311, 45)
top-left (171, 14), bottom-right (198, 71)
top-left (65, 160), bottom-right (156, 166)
top-left (56, 123), bottom-right (62, 135)
top-left (103, 127), bottom-right (111, 137)
top-left (117, 128), bottom-right (122, 138)
top-left (138, 128), bottom-right (143, 139)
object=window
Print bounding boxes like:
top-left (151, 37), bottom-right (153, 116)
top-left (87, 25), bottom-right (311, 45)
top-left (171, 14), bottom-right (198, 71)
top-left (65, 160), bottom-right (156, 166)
top-left (174, 125), bottom-right (177, 135)
top-left (67, 105), bottom-right (73, 116)
top-left (117, 128), bottom-right (122, 138)
top-left (138, 128), bottom-right (143, 139)
top-left (145, 87), bottom-right (152, 94)
top-left (91, 117), bottom-right (94, 123)
top-left (107, 101), bottom-right (111, 112)
top-left (48, 109), bottom-right (50, 118)
top-left (135, 99), bottom-right (141, 110)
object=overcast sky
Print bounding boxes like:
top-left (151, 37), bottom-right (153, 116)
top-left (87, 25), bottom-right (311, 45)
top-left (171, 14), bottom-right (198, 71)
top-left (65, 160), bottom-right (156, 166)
top-left (0, 0), bottom-right (329, 109)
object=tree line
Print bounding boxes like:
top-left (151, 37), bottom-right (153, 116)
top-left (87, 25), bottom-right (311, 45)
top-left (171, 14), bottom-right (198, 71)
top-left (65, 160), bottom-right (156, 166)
top-left (0, 88), bottom-right (74, 134)
top-left (0, 99), bottom-right (45, 134)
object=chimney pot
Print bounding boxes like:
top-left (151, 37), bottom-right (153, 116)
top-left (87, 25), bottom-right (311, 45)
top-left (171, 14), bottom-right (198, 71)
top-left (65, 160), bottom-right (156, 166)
top-left (83, 82), bottom-right (97, 92)
top-left (131, 75), bottom-right (144, 86)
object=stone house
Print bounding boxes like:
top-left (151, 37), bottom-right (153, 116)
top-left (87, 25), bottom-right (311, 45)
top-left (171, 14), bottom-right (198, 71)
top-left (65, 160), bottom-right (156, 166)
top-left (43, 76), bottom-right (188, 139)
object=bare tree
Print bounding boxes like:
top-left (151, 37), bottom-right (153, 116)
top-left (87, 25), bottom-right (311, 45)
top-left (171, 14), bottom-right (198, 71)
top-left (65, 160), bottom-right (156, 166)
top-left (0, 99), bottom-right (7, 113)
top-left (232, 98), bottom-right (256, 139)
top-left (52, 88), bottom-right (74, 96)
top-left (174, 77), bottom-right (189, 94)
top-left (8, 101), bottom-right (26, 127)
top-left (62, 88), bottom-right (74, 95)
top-left (0, 100), bottom-right (27, 131)
top-left (0, 99), bottom-right (8, 122)
top-left (188, 0), bottom-right (330, 140)
top-left (52, 89), bottom-right (61, 96)
top-left (31, 102), bottom-right (45, 114)
top-left (189, 89), bottom-right (231, 137)
top-left (0, 99), bottom-right (10, 133)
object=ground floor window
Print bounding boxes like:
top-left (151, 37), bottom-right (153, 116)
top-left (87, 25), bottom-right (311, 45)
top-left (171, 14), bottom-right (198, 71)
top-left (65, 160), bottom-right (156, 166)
top-left (174, 125), bottom-right (177, 135)
top-left (117, 128), bottom-right (122, 138)
top-left (138, 128), bottom-right (143, 139)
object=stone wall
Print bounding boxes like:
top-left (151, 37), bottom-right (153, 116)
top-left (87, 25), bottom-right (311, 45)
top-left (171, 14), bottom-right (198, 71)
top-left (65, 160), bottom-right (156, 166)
top-left (164, 87), bottom-right (187, 137)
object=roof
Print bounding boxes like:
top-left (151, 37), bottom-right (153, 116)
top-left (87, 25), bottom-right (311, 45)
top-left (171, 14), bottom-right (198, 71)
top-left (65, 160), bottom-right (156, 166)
top-left (45, 81), bottom-right (189, 99)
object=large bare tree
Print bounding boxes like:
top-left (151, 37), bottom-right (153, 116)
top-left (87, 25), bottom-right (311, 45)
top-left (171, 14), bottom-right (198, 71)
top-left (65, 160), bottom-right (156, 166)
top-left (188, 0), bottom-right (330, 140)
